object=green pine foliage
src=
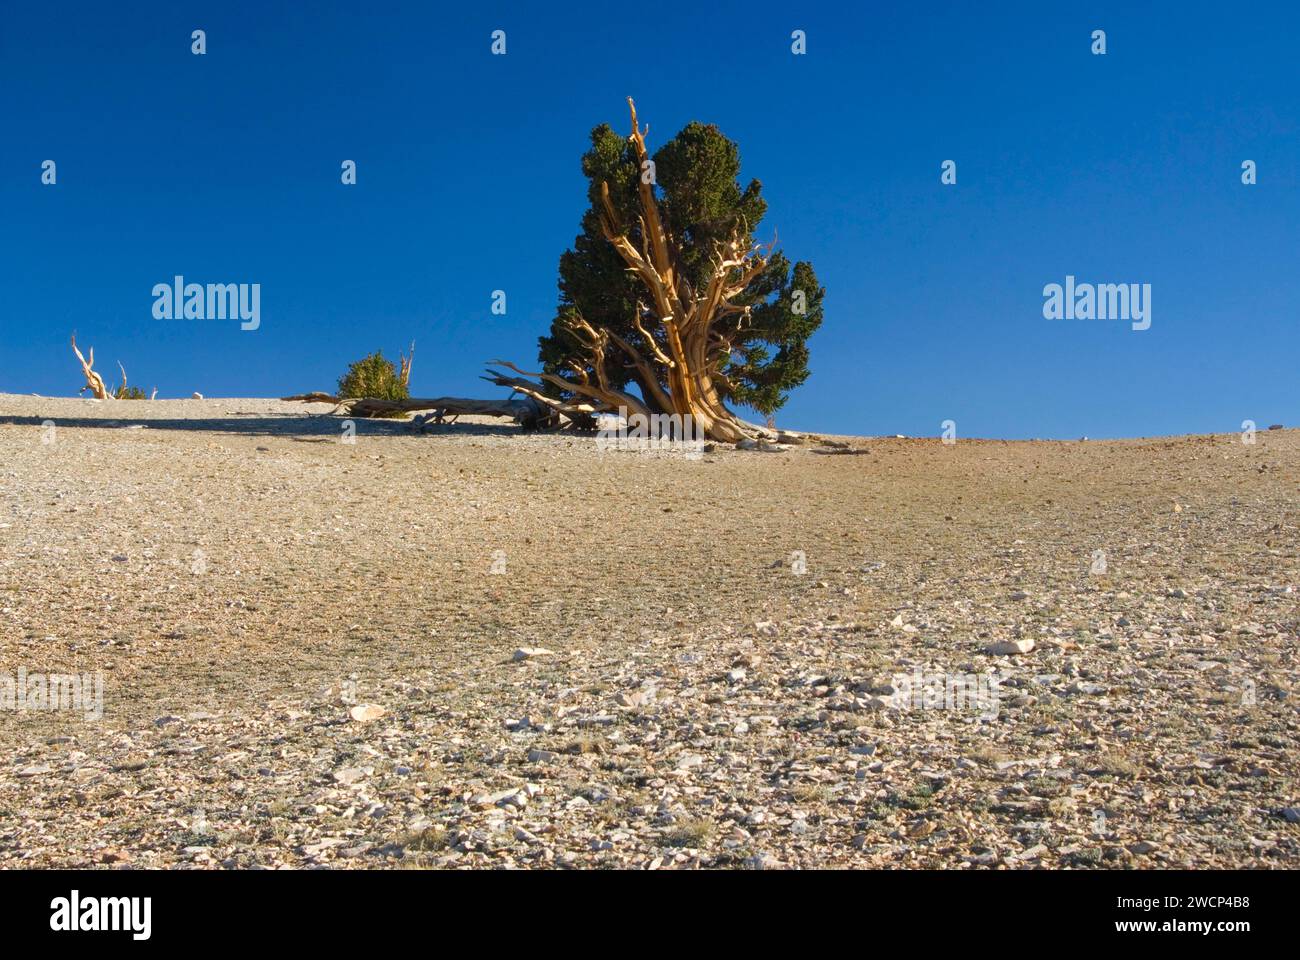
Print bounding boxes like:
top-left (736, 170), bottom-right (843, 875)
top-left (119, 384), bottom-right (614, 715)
top-left (538, 118), bottom-right (824, 418)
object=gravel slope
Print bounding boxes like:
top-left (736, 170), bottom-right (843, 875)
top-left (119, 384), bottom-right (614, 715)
top-left (0, 394), bottom-right (1296, 868)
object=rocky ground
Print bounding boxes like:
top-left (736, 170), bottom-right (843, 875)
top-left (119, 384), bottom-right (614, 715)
top-left (0, 394), bottom-right (1296, 869)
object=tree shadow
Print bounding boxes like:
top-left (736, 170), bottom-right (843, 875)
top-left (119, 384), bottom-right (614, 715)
top-left (0, 412), bottom-right (526, 440)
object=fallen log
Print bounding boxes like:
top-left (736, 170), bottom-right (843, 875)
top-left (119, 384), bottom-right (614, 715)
top-left (281, 393), bottom-right (559, 428)
top-left (351, 396), bottom-right (541, 421)
top-left (280, 391), bottom-right (340, 404)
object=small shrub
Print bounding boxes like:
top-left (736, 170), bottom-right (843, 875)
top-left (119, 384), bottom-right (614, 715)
top-left (1065, 847), bottom-right (1104, 867)
top-left (1045, 797), bottom-right (1074, 818)
top-left (1096, 754), bottom-right (1141, 780)
top-left (887, 784), bottom-right (934, 811)
top-left (400, 826), bottom-right (450, 853)
top-left (114, 385), bottom-right (147, 400)
top-left (967, 746), bottom-right (1008, 767)
top-left (663, 819), bottom-right (713, 848)
top-left (337, 351), bottom-right (409, 415)
top-left (561, 734), bottom-right (604, 755)
top-left (791, 783), bottom-right (834, 804)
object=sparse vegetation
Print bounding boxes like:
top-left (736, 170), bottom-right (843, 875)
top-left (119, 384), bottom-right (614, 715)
top-left (1096, 754), bottom-right (1142, 780)
top-left (400, 826), bottom-right (450, 853)
top-left (663, 819), bottom-right (713, 847)
top-left (561, 734), bottom-right (604, 755)
top-left (337, 351), bottom-right (410, 416)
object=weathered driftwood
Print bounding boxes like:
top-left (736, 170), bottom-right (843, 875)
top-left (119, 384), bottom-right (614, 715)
top-left (71, 334), bottom-right (111, 400)
top-left (281, 392), bottom-right (346, 405)
top-left (399, 341), bottom-right (414, 387)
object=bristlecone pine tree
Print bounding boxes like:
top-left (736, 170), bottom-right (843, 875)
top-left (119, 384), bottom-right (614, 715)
top-left (487, 99), bottom-right (824, 442)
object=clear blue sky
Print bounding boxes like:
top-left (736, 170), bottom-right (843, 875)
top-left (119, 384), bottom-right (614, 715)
top-left (2, 1), bottom-right (1296, 438)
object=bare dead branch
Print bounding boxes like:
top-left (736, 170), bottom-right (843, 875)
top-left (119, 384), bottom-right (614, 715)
top-left (70, 333), bottom-right (110, 400)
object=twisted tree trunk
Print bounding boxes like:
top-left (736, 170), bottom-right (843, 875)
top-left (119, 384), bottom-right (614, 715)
top-left (70, 334), bottom-right (110, 400)
top-left (486, 99), bottom-right (775, 443)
